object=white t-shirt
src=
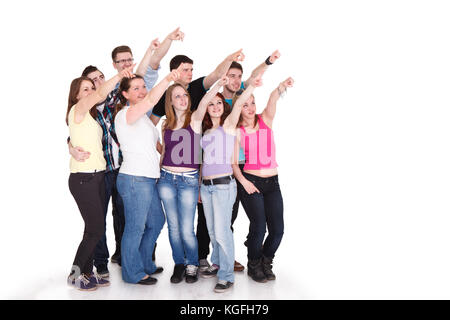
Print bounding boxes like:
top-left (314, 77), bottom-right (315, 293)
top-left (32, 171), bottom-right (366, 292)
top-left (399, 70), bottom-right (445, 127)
top-left (115, 106), bottom-right (160, 178)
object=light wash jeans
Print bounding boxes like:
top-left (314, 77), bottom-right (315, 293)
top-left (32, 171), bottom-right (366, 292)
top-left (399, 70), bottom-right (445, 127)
top-left (116, 173), bottom-right (165, 283)
top-left (157, 169), bottom-right (199, 266)
top-left (200, 179), bottom-right (237, 283)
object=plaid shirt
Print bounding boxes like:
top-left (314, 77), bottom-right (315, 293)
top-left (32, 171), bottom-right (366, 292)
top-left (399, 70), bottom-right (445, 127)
top-left (95, 87), bottom-right (122, 172)
top-left (95, 66), bottom-right (160, 172)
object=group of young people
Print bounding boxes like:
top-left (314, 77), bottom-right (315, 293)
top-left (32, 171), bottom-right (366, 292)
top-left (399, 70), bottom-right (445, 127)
top-left (66, 28), bottom-right (294, 293)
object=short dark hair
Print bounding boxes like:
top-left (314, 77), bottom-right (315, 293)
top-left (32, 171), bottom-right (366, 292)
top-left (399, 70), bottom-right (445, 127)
top-left (81, 65), bottom-right (102, 77)
top-left (229, 61), bottom-right (243, 73)
top-left (111, 46), bottom-right (133, 62)
top-left (170, 55), bottom-right (193, 71)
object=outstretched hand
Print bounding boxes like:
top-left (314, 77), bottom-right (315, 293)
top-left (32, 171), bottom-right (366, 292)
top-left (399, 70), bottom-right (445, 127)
top-left (218, 75), bottom-right (229, 87)
top-left (230, 49), bottom-right (245, 62)
top-left (269, 50), bottom-right (281, 64)
top-left (150, 38), bottom-right (161, 51)
top-left (120, 64), bottom-right (136, 79)
top-left (281, 77), bottom-right (294, 88)
top-left (167, 63), bottom-right (186, 82)
top-left (168, 27), bottom-right (185, 41)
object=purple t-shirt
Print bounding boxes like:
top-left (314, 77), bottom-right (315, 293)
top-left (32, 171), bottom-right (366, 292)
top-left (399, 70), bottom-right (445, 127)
top-left (200, 126), bottom-right (236, 177)
top-left (162, 124), bottom-right (201, 169)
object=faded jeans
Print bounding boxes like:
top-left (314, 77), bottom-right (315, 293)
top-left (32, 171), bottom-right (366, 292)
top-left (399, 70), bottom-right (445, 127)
top-left (157, 169), bottom-right (199, 266)
top-left (200, 179), bottom-right (237, 283)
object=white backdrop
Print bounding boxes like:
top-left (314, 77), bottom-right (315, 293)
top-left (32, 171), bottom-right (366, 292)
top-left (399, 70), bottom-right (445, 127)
top-left (1, 0), bottom-right (450, 299)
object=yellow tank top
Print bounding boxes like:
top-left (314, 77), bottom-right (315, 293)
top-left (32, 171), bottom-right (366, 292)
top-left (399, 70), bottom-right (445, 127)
top-left (68, 106), bottom-right (106, 173)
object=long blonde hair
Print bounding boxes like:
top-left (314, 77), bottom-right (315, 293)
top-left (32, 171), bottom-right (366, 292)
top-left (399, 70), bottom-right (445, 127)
top-left (163, 83), bottom-right (192, 130)
top-left (233, 93), bottom-right (258, 128)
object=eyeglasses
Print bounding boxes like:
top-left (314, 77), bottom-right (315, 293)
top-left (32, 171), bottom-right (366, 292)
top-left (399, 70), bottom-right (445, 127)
top-left (115, 58), bottom-right (134, 64)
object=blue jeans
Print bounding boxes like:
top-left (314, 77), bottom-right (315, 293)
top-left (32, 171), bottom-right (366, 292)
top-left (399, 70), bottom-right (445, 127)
top-left (200, 179), bottom-right (237, 283)
top-left (157, 169), bottom-right (199, 266)
top-left (116, 173), bottom-right (165, 283)
top-left (238, 173), bottom-right (284, 261)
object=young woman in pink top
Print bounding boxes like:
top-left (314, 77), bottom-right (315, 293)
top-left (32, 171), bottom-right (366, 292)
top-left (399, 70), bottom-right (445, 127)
top-left (232, 77), bottom-right (294, 283)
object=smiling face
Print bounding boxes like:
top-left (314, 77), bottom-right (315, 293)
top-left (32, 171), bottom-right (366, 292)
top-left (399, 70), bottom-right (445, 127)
top-left (226, 68), bottom-right (243, 93)
top-left (241, 95), bottom-right (257, 121)
top-left (76, 80), bottom-right (96, 101)
top-left (121, 78), bottom-right (147, 105)
top-left (170, 85), bottom-right (189, 112)
top-left (113, 51), bottom-right (134, 72)
top-left (207, 96), bottom-right (224, 119)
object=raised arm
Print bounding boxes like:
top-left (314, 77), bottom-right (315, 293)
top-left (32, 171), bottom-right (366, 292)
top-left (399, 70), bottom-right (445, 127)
top-left (75, 65), bottom-right (134, 121)
top-left (261, 77), bottom-right (294, 127)
top-left (149, 27), bottom-right (184, 70)
top-left (125, 67), bottom-right (182, 124)
top-left (135, 39), bottom-right (160, 77)
top-left (191, 75), bottom-right (229, 124)
top-left (243, 50), bottom-right (280, 89)
top-left (203, 49), bottom-right (245, 90)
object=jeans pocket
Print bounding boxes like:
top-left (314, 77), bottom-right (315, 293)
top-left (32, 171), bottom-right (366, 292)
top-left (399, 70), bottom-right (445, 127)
top-left (183, 175), bottom-right (199, 187)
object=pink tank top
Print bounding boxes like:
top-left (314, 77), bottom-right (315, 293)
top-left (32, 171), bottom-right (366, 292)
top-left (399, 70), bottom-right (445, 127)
top-left (240, 115), bottom-right (278, 171)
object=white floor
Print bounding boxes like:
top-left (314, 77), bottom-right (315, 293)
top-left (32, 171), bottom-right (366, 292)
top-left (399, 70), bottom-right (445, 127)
top-left (18, 259), bottom-right (301, 301)
top-left (7, 203), bottom-right (304, 300)
top-left (5, 189), bottom-right (450, 300)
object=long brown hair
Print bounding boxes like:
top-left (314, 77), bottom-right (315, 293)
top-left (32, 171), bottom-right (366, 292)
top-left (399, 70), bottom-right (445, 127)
top-left (163, 83), bottom-right (192, 130)
top-left (202, 93), bottom-right (231, 132)
top-left (66, 76), bottom-right (96, 125)
top-left (113, 75), bottom-right (144, 120)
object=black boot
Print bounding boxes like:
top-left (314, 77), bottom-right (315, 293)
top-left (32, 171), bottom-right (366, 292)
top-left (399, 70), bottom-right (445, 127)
top-left (247, 259), bottom-right (267, 283)
top-left (170, 264), bottom-right (185, 283)
top-left (262, 256), bottom-right (276, 281)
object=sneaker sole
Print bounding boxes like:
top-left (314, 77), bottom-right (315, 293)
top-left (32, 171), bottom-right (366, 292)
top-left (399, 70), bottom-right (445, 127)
top-left (95, 282), bottom-right (111, 287)
top-left (214, 284), bottom-right (234, 293)
top-left (200, 274), bottom-right (217, 279)
top-left (77, 286), bottom-right (98, 291)
top-left (170, 275), bottom-right (185, 284)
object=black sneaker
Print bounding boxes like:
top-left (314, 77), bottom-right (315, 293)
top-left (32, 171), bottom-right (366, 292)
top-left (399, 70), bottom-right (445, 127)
top-left (69, 274), bottom-right (97, 291)
top-left (88, 273), bottom-right (110, 287)
top-left (96, 264), bottom-right (110, 278)
top-left (185, 265), bottom-right (198, 283)
top-left (111, 252), bottom-right (121, 264)
top-left (214, 280), bottom-right (234, 293)
top-left (170, 264), bottom-right (185, 283)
